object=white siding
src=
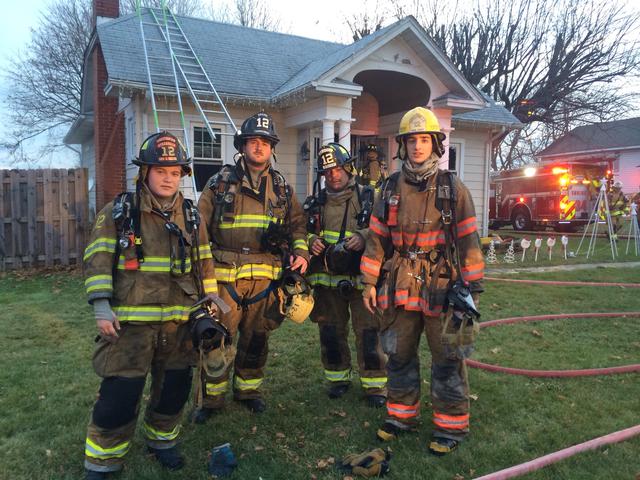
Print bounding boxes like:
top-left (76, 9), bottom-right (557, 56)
top-left (616, 149), bottom-right (640, 195)
top-left (81, 141), bottom-right (96, 218)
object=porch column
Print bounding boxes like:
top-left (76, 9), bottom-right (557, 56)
top-left (322, 119), bottom-right (335, 145)
top-left (337, 120), bottom-right (351, 148)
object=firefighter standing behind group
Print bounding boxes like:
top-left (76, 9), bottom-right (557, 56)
top-left (193, 112), bottom-right (310, 422)
top-left (361, 107), bottom-right (484, 456)
top-left (304, 143), bottom-right (387, 407)
top-left (82, 133), bottom-right (219, 479)
top-left (358, 143), bottom-right (387, 187)
top-left (608, 180), bottom-right (630, 239)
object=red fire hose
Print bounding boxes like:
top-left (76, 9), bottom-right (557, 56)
top-left (468, 278), bottom-right (640, 479)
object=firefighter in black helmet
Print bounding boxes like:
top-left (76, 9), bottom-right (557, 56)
top-left (194, 112), bottom-right (310, 421)
top-left (82, 132), bottom-right (219, 479)
top-left (305, 142), bottom-right (387, 406)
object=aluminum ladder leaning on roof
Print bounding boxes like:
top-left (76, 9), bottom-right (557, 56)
top-left (136, 0), bottom-right (238, 198)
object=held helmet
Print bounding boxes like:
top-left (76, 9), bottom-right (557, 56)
top-left (133, 131), bottom-right (191, 175)
top-left (396, 107), bottom-right (446, 159)
top-left (317, 143), bottom-right (356, 176)
top-left (276, 271), bottom-right (314, 324)
top-left (233, 112), bottom-right (280, 151)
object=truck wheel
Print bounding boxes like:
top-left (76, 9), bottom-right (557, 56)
top-left (512, 209), bottom-right (531, 231)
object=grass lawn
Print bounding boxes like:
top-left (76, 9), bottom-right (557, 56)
top-left (0, 266), bottom-right (638, 480)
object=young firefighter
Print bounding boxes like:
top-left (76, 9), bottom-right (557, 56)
top-left (305, 143), bottom-right (387, 407)
top-left (82, 132), bottom-right (219, 479)
top-left (361, 107), bottom-right (484, 456)
top-left (193, 112), bottom-right (310, 421)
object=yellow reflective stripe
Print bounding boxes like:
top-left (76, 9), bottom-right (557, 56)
top-left (84, 275), bottom-right (113, 293)
top-left (194, 245), bottom-right (213, 259)
top-left (203, 278), bottom-right (218, 294)
top-left (143, 421), bottom-right (180, 441)
top-left (234, 376), bottom-right (263, 391)
top-left (83, 237), bottom-right (117, 261)
top-left (116, 255), bottom-right (192, 272)
top-left (217, 214), bottom-right (276, 230)
top-left (361, 376), bottom-right (387, 389)
top-left (112, 305), bottom-right (191, 322)
top-left (307, 272), bottom-right (364, 289)
top-left (319, 230), bottom-right (354, 244)
top-left (215, 264), bottom-right (282, 282)
top-left (85, 438), bottom-right (130, 459)
top-left (325, 369), bottom-right (351, 382)
top-left (293, 239), bottom-right (308, 251)
top-left (206, 380), bottom-right (229, 396)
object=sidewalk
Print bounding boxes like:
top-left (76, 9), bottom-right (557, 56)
top-left (486, 261), bottom-right (640, 275)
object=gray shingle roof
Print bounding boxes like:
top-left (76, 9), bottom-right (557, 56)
top-left (98, 10), bottom-right (345, 98)
top-left (538, 117), bottom-right (640, 157)
top-left (452, 93), bottom-right (522, 127)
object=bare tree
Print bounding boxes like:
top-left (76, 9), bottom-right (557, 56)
top-left (345, 1), bottom-right (387, 41)
top-left (210, 0), bottom-right (281, 31)
top-left (1, 0), bottom-right (215, 165)
top-left (120, 0), bottom-right (205, 16)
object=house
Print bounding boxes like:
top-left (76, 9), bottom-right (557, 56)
top-left (537, 117), bottom-right (640, 196)
top-left (64, 0), bottom-right (522, 235)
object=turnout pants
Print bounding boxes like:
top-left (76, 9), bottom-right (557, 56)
top-left (85, 322), bottom-right (193, 473)
top-left (310, 286), bottom-right (387, 396)
top-left (200, 278), bottom-right (282, 407)
top-left (380, 308), bottom-right (470, 441)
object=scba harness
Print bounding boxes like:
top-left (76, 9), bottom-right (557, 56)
top-left (111, 192), bottom-right (201, 274)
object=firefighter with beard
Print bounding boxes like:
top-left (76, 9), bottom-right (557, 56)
top-left (193, 112), bottom-right (310, 422)
top-left (305, 143), bottom-right (387, 407)
top-left (361, 107), bottom-right (484, 456)
top-left (82, 132), bottom-right (219, 479)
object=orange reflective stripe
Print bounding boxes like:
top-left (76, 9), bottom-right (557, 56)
top-left (461, 261), bottom-right (484, 281)
top-left (387, 401), bottom-right (420, 419)
top-left (361, 256), bottom-right (381, 276)
top-left (456, 217), bottom-right (478, 237)
top-left (369, 215), bottom-right (390, 237)
top-left (433, 412), bottom-right (469, 430)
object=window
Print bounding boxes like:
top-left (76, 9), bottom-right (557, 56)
top-left (448, 142), bottom-right (464, 179)
top-left (193, 126), bottom-right (222, 191)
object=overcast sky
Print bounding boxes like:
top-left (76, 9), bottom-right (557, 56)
top-left (1, 0), bottom-right (639, 168)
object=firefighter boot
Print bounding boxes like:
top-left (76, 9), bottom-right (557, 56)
top-left (428, 437), bottom-right (459, 456)
top-left (191, 405), bottom-right (224, 424)
top-left (376, 420), bottom-right (415, 442)
top-left (367, 394), bottom-right (386, 408)
top-left (328, 383), bottom-right (350, 399)
top-left (148, 445), bottom-right (185, 470)
top-left (239, 398), bottom-right (267, 413)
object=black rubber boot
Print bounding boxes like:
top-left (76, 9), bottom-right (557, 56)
top-left (428, 437), bottom-right (459, 456)
top-left (366, 394), bottom-right (386, 408)
top-left (327, 383), bottom-right (350, 399)
top-left (191, 407), bottom-right (219, 424)
top-left (148, 445), bottom-right (185, 470)
top-left (238, 398), bottom-right (266, 413)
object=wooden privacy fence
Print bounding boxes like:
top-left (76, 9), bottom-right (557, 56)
top-left (0, 168), bottom-right (89, 270)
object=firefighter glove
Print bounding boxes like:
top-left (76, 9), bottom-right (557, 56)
top-left (339, 448), bottom-right (390, 477)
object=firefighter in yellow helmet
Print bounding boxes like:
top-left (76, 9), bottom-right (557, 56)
top-left (608, 180), bottom-right (630, 239)
top-left (304, 142), bottom-right (387, 407)
top-left (82, 132), bottom-right (220, 479)
top-left (361, 107), bottom-right (484, 456)
top-left (193, 112), bottom-right (310, 421)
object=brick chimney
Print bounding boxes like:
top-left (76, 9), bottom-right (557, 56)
top-left (92, 0), bottom-right (125, 210)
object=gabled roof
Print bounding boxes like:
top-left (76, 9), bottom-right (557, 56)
top-left (539, 117), bottom-right (640, 157)
top-left (97, 10), bottom-right (345, 99)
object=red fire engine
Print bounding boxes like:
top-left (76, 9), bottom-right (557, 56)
top-left (489, 161), bottom-right (612, 232)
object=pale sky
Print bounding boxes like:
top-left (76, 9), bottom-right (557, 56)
top-left (1, 0), bottom-right (639, 168)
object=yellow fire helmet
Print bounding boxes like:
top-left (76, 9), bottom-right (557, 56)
top-left (277, 271), bottom-right (314, 324)
top-left (396, 107), bottom-right (446, 158)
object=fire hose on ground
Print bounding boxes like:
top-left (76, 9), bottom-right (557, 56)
top-left (466, 277), bottom-right (640, 480)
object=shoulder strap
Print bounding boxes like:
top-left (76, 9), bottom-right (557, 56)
top-left (436, 170), bottom-right (463, 281)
